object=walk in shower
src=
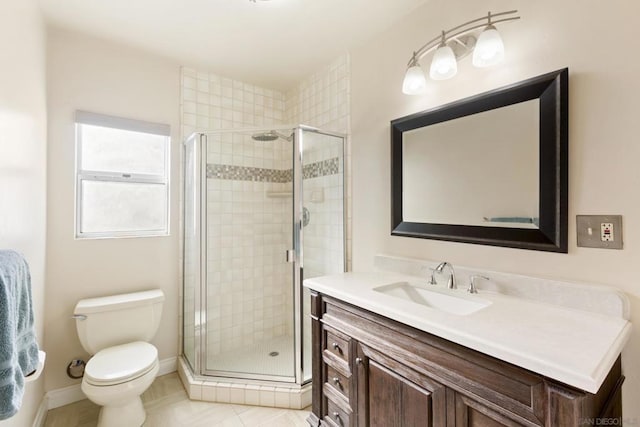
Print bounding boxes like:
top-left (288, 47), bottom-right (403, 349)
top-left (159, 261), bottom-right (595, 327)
top-left (183, 125), bottom-right (345, 390)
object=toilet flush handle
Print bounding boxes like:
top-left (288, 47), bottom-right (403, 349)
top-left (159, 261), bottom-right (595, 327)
top-left (71, 314), bottom-right (87, 321)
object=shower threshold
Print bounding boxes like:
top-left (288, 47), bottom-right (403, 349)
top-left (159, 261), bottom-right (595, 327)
top-left (177, 355), bottom-right (312, 410)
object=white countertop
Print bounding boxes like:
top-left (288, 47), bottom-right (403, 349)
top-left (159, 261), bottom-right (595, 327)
top-left (304, 272), bottom-right (632, 393)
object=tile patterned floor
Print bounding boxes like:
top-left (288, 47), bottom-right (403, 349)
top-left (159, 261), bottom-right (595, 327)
top-left (44, 373), bottom-right (311, 427)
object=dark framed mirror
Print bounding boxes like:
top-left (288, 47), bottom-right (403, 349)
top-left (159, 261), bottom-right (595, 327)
top-left (391, 68), bottom-right (568, 252)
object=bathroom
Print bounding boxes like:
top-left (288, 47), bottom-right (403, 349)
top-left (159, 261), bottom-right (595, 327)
top-left (0, 0), bottom-right (638, 426)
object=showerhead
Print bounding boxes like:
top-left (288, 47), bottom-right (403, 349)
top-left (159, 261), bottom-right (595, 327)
top-left (251, 130), bottom-right (293, 142)
top-left (251, 131), bottom-right (279, 142)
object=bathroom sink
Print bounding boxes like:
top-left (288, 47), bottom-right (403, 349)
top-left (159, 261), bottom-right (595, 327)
top-left (373, 282), bottom-right (491, 315)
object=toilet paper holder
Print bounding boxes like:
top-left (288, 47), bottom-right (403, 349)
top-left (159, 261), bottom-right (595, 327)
top-left (25, 351), bottom-right (46, 383)
top-left (67, 359), bottom-right (85, 379)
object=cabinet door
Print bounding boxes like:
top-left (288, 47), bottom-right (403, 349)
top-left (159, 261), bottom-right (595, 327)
top-left (453, 391), bottom-right (525, 427)
top-left (356, 344), bottom-right (446, 427)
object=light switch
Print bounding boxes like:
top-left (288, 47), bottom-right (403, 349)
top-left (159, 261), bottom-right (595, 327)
top-left (577, 215), bottom-right (623, 249)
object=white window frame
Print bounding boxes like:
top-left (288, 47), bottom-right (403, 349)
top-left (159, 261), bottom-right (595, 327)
top-left (75, 111), bottom-right (171, 239)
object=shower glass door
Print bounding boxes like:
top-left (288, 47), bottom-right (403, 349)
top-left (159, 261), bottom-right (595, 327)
top-left (184, 126), bottom-right (345, 385)
top-left (182, 133), bottom-right (201, 372)
top-left (298, 127), bottom-right (346, 383)
top-left (203, 128), bottom-right (296, 382)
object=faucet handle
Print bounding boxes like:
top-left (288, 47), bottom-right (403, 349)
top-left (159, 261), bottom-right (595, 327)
top-left (427, 267), bottom-right (438, 285)
top-left (468, 275), bottom-right (490, 294)
top-left (420, 265), bottom-right (438, 285)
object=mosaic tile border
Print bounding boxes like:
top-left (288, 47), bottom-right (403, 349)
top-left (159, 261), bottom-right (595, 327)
top-left (207, 157), bottom-right (340, 182)
top-left (207, 164), bottom-right (291, 183)
top-left (303, 157), bottom-right (339, 180)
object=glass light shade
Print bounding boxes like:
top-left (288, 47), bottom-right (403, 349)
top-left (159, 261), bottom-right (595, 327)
top-left (473, 26), bottom-right (505, 67)
top-left (402, 65), bottom-right (427, 95)
top-left (429, 45), bottom-right (457, 80)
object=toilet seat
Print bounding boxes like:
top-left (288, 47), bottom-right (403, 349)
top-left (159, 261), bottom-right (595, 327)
top-left (84, 341), bottom-right (158, 386)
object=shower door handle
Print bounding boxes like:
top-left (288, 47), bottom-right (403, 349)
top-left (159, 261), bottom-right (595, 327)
top-left (286, 249), bottom-right (296, 263)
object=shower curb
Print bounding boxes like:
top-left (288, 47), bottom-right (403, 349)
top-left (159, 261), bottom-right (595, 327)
top-left (177, 356), bottom-right (311, 409)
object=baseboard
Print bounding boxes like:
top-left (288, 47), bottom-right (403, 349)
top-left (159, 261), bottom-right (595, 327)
top-left (46, 384), bottom-right (84, 410)
top-left (31, 395), bottom-right (49, 427)
top-left (158, 356), bottom-right (178, 376)
top-left (45, 356), bottom-right (179, 410)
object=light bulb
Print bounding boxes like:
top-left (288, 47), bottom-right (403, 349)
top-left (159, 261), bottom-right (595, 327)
top-left (429, 45), bottom-right (457, 80)
top-left (402, 64), bottom-right (427, 95)
top-left (473, 25), bottom-right (505, 67)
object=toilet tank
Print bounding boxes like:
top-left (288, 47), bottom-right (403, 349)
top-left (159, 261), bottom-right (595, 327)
top-left (74, 289), bottom-right (164, 354)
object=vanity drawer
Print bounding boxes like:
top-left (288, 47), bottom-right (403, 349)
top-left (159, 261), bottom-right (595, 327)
top-left (325, 363), bottom-right (351, 400)
top-left (324, 397), bottom-right (352, 427)
top-left (324, 328), bottom-right (351, 367)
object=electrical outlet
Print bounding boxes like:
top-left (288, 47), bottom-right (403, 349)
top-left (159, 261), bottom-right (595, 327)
top-left (601, 223), bottom-right (614, 242)
top-left (577, 215), bottom-right (623, 249)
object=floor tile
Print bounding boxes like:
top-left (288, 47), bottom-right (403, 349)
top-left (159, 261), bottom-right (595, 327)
top-left (44, 373), bottom-right (311, 427)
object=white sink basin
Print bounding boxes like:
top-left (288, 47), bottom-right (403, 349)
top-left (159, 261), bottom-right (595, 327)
top-left (373, 282), bottom-right (491, 315)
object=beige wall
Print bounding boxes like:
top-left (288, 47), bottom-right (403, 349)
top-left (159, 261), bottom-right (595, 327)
top-left (0, 1), bottom-right (47, 425)
top-left (45, 28), bottom-right (181, 391)
top-left (351, 0), bottom-right (640, 420)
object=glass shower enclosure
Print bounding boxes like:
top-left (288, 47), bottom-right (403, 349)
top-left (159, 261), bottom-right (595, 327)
top-left (183, 125), bottom-right (345, 385)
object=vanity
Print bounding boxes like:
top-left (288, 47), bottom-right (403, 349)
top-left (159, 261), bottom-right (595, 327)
top-left (304, 258), bottom-right (631, 427)
top-left (305, 69), bottom-right (630, 425)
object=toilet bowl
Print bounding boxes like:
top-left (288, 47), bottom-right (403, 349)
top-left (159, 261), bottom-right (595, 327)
top-left (81, 342), bottom-right (159, 426)
top-left (74, 290), bottom-right (164, 427)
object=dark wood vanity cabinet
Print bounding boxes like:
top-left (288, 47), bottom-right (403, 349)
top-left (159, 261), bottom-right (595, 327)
top-left (356, 342), bottom-right (446, 426)
top-left (307, 292), bottom-right (625, 427)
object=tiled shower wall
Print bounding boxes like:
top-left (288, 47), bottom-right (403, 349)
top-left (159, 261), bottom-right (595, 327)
top-left (284, 55), bottom-right (351, 338)
top-left (285, 54), bottom-right (351, 272)
top-left (181, 70), bottom-right (292, 357)
top-left (181, 70), bottom-right (286, 140)
top-left (285, 55), bottom-right (350, 136)
top-left (181, 54), bottom-right (351, 360)
top-left (204, 144), bottom-right (292, 356)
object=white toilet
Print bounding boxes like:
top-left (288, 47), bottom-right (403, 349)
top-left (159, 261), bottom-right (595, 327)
top-left (74, 289), bottom-right (165, 427)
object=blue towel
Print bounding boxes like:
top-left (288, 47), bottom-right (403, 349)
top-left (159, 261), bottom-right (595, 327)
top-left (0, 251), bottom-right (39, 420)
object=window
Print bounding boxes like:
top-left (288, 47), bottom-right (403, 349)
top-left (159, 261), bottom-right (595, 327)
top-left (75, 111), bottom-right (170, 239)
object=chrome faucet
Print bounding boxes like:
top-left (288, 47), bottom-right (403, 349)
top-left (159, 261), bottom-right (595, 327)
top-left (434, 262), bottom-right (456, 289)
top-left (422, 265), bottom-right (438, 285)
top-left (468, 275), bottom-right (489, 294)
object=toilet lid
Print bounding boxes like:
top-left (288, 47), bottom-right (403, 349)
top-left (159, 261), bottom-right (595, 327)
top-left (85, 341), bottom-right (158, 386)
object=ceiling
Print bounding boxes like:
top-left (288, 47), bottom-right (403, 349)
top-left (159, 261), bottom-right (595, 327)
top-left (39, 0), bottom-right (428, 91)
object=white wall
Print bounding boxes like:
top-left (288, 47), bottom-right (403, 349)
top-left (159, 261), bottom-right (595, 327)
top-left (351, 0), bottom-right (640, 420)
top-left (45, 28), bottom-right (181, 391)
top-left (0, 1), bottom-right (47, 425)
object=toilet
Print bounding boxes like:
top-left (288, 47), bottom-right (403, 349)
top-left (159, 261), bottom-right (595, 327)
top-left (73, 289), bottom-right (165, 427)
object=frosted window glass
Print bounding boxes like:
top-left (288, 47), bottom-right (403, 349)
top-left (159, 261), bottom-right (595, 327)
top-left (80, 181), bottom-right (167, 234)
top-left (80, 124), bottom-right (166, 175)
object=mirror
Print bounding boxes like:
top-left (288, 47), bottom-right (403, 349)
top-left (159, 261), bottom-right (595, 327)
top-left (391, 68), bottom-right (568, 252)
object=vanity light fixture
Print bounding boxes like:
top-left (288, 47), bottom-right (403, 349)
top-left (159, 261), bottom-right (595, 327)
top-left (402, 10), bottom-right (520, 95)
top-left (402, 57), bottom-right (427, 94)
top-left (430, 32), bottom-right (458, 80)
